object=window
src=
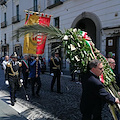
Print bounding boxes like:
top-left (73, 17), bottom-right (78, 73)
top-left (33, 0), bottom-right (38, 12)
top-left (4, 33), bottom-right (6, 44)
top-left (54, 0), bottom-right (60, 4)
top-left (16, 5), bottom-right (19, 21)
top-left (4, 12), bottom-right (6, 23)
top-left (54, 17), bottom-right (59, 28)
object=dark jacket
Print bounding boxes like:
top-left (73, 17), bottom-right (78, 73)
top-left (22, 60), bottom-right (29, 75)
top-left (29, 60), bottom-right (41, 78)
top-left (80, 71), bottom-right (115, 114)
top-left (50, 57), bottom-right (61, 73)
top-left (6, 61), bottom-right (22, 81)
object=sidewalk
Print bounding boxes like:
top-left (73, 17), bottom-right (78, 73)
top-left (0, 97), bottom-right (27, 120)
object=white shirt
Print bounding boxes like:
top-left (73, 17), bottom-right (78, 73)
top-left (2, 60), bottom-right (9, 73)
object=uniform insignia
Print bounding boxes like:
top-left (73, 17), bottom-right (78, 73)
top-left (19, 62), bottom-right (22, 67)
top-left (7, 63), bottom-right (11, 67)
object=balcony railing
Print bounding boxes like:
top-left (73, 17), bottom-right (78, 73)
top-left (12, 15), bottom-right (21, 24)
top-left (1, 21), bottom-right (7, 28)
top-left (27, 5), bottom-right (39, 12)
top-left (0, 0), bottom-right (6, 5)
top-left (47, 0), bottom-right (63, 9)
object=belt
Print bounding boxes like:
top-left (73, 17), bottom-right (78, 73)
top-left (9, 72), bottom-right (19, 76)
top-left (52, 66), bottom-right (60, 69)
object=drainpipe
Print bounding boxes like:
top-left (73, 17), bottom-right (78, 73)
top-left (12, 0), bottom-right (14, 53)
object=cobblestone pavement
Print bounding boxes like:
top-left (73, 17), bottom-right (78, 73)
top-left (0, 66), bottom-right (115, 120)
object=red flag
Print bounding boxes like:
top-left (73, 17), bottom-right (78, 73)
top-left (36, 14), bottom-right (51, 55)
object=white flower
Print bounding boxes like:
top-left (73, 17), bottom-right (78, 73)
top-left (63, 35), bottom-right (68, 40)
top-left (68, 45), bottom-right (70, 49)
top-left (73, 28), bottom-right (77, 32)
top-left (75, 55), bottom-right (80, 61)
top-left (70, 44), bottom-right (76, 51)
top-left (77, 43), bottom-right (81, 47)
top-left (78, 35), bottom-right (82, 40)
top-left (71, 35), bottom-right (73, 39)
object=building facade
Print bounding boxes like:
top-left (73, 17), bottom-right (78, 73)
top-left (0, 0), bottom-right (120, 74)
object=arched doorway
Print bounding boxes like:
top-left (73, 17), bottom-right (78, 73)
top-left (76, 18), bottom-right (96, 45)
top-left (71, 12), bottom-right (102, 50)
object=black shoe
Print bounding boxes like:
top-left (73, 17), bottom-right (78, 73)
top-left (14, 99), bottom-right (16, 102)
top-left (11, 102), bottom-right (14, 106)
top-left (57, 92), bottom-right (63, 94)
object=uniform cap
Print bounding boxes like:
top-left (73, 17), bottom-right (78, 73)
top-left (11, 52), bottom-right (18, 58)
top-left (55, 49), bottom-right (59, 54)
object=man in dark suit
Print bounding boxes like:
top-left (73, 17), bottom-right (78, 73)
top-left (29, 56), bottom-right (41, 97)
top-left (50, 49), bottom-right (62, 94)
top-left (108, 58), bottom-right (120, 88)
top-left (22, 54), bottom-right (29, 89)
top-left (5, 52), bottom-right (22, 106)
top-left (80, 59), bottom-right (120, 120)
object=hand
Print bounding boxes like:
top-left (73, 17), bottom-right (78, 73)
top-left (5, 80), bottom-right (9, 85)
top-left (50, 73), bottom-right (54, 76)
top-left (115, 98), bottom-right (120, 104)
top-left (61, 72), bottom-right (63, 75)
top-left (118, 92), bottom-right (120, 96)
top-left (36, 74), bottom-right (38, 78)
top-left (36, 57), bottom-right (39, 61)
top-left (20, 79), bottom-right (23, 83)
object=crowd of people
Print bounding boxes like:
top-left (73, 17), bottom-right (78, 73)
top-left (1, 51), bottom-right (120, 119)
top-left (1, 50), bottom-right (62, 106)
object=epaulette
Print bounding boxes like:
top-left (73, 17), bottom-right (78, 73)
top-left (51, 57), bottom-right (53, 60)
top-left (7, 62), bottom-right (11, 67)
top-left (19, 62), bottom-right (22, 67)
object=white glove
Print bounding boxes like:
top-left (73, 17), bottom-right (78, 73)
top-left (5, 80), bottom-right (9, 85)
top-left (50, 73), bottom-right (54, 76)
top-left (20, 79), bottom-right (23, 83)
top-left (19, 79), bottom-right (23, 87)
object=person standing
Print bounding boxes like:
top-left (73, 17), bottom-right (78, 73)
top-left (108, 58), bottom-right (120, 87)
top-left (2, 55), bottom-right (10, 81)
top-left (80, 59), bottom-right (120, 120)
top-left (5, 52), bottom-right (22, 106)
top-left (2, 55), bottom-right (9, 73)
top-left (50, 49), bottom-right (62, 94)
top-left (22, 54), bottom-right (29, 89)
top-left (29, 56), bottom-right (41, 97)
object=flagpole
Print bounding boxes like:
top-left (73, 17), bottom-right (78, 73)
top-left (24, 10), bottom-right (53, 17)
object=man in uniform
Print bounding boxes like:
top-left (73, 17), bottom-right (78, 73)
top-left (50, 49), bottom-right (62, 94)
top-left (5, 52), bottom-right (22, 106)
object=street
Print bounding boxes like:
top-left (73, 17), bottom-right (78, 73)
top-left (0, 66), bottom-right (114, 120)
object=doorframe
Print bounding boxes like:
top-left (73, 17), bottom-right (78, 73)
top-left (71, 12), bottom-right (102, 50)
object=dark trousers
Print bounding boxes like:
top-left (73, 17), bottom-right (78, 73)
top-left (9, 78), bottom-right (18, 103)
top-left (23, 72), bottom-right (28, 88)
top-left (51, 71), bottom-right (61, 92)
top-left (31, 77), bottom-right (41, 95)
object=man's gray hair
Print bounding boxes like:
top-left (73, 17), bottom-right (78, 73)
top-left (107, 58), bottom-right (114, 63)
top-left (88, 59), bottom-right (102, 69)
top-left (23, 54), bottom-right (28, 57)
